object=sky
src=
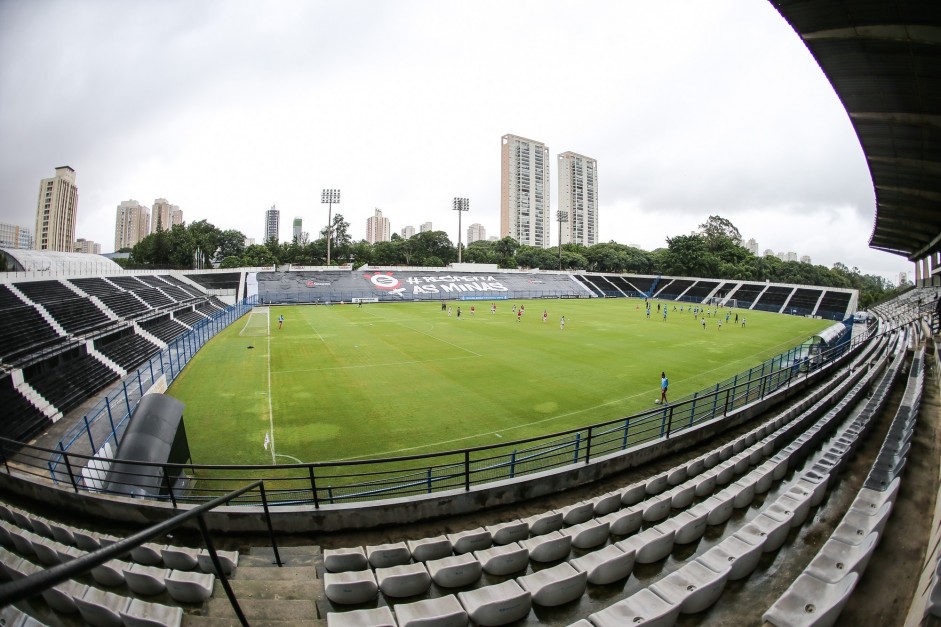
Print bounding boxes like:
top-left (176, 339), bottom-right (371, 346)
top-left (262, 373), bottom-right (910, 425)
top-left (0, 0), bottom-right (914, 283)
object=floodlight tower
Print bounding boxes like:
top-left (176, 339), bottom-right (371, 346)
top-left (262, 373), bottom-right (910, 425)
top-left (452, 197), bottom-right (469, 263)
top-left (321, 188), bottom-right (341, 265)
top-left (557, 210), bottom-right (568, 270)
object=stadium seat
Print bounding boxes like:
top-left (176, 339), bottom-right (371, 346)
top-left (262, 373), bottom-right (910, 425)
top-left (703, 491), bottom-right (735, 526)
top-left (392, 594), bottom-right (468, 627)
top-left (446, 528), bottom-right (492, 555)
top-left (197, 548), bottom-right (238, 575)
top-left (730, 477), bottom-right (757, 509)
top-left (591, 491), bottom-right (622, 516)
top-left (518, 562), bottom-right (587, 606)
top-left (570, 543), bottom-right (636, 585)
top-left (620, 482), bottom-right (646, 506)
top-left (426, 553), bottom-right (482, 588)
top-left (485, 520), bottom-right (529, 545)
top-left (666, 464), bottom-right (688, 486)
top-left (366, 541), bottom-right (411, 569)
top-left (327, 606), bottom-right (395, 627)
top-left (668, 484), bottom-right (695, 509)
top-left (323, 570), bottom-right (379, 605)
top-left (40, 580), bottom-right (86, 614)
top-left (523, 511), bottom-right (563, 536)
top-left (641, 494), bottom-right (672, 522)
top-left (91, 558), bottom-right (129, 587)
top-left (699, 533), bottom-right (764, 581)
top-left (120, 598), bottom-right (184, 627)
top-left (804, 533), bottom-right (879, 583)
top-left (617, 526), bottom-right (675, 564)
top-left (375, 562), bottom-right (432, 598)
top-left (457, 580), bottom-right (532, 626)
top-left (739, 511), bottom-right (793, 553)
top-left (123, 563), bottom-right (170, 596)
top-left (519, 531), bottom-right (572, 563)
top-left (324, 546), bottom-right (369, 573)
top-left (562, 519), bottom-right (610, 549)
top-left (408, 535), bottom-right (452, 562)
top-left (74, 587), bottom-right (131, 627)
top-left (598, 506), bottom-right (642, 536)
top-left (130, 542), bottom-right (165, 566)
top-left (166, 569), bottom-right (215, 603)
top-left (161, 546), bottom-right (199, 571)
top-left (664, 507), bottom-right (708, 545)
top-left (588, 587), bottom-right (681, 627)
top-left (645, 472), bottom-right (669, 495)
top-left (650, 558), bottom-right (731, 614)
top-left (474, 542), bottom-right (529, 576)
top-left (762, 572), bottom-right (859, 627)
top-left (558, 501), bottom-right (595, 525)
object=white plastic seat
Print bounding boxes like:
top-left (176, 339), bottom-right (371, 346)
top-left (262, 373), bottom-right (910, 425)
top-left (485, 520), bottom-right (529, 545)
top-left (324, 546), bottom-right (368, 573)
top-left (408, 535), bottom-right (453, 562)
top-left (762, 571), bottom-right (859, 627)
top-left (324, 570), bottom-right (379, 605)
top-left (739, 510), bottom-right (793, 553)
top-left (518, 562), bottom-right (587, 606)
top-left (447, 527), bottom-right (492, 555)
top-left (665, 507), bottom-right (708, 545)
top-left (686, 457), bottom-right (705, 477)
top-left (123, 563), bottom-right (170, 596)
top-left (91, 558), bottom-right (129, 587)
top-left (367, 541), bottom-right (411, 569)
top-left (598, 507), bottom-right (642, 536)
top-left (426, 552), bottom-right (482, 588)
top-left (714, 462), bottom-right (736, 485)
top-left (669, 485), bottom-right (695, 509)
top-left (166, 569), bottom-right (215, 603)
top-left (197, 549), bottom-right (238, 576)
top-left (376, 562), bottom-right (432, 598)
top-left (620, 482), bottom-right (646, 506)
top-left (523, 511), bottom-right (564, 536)
top-left (474, 542), bottom-right (529, 576)
top-left (730, 477), bottom-right (757, 509)
top-left (74, 587), bottom-right (131, 627)
top-left (130, 542), bottom-right (165, 566)
top-left (617, 526), bottom-right (675, 564)
top-left (457, 580), bottom-right (532, 626)
top-left (40, 580), bottom-right (86, 614)
top-left (588, 587), bottom-right (681, 627)
top-left (571, 543), bottom-right (636, 585)
top-left (393, 594), bottom-right (468, 627)
top-left (120, 598), bottom-right (184, 627)
top-left (562, 519), bottom-right (610, 549)
top-left (833, 503), bottom-right (892, 544)
top-left (519, 530), bottom-right (572, 563)
top-left (804, 533), bottom-right (879, 583)
top-left (642, 494), bottom-right (672, 522)
top-left (559, 502), bottom-right (594, 525)
top-left (327, 606), bottom-right (395, 627)
top-left (666, 464), bottom-right (688, 486)
top-left (693, 473), bottom-right (718, 498)
top-left (48, 521), bottom-right (76, 546)
top-left (699, 533), bottom-right (763, 581)
top-left (30, 535), bottom-right (65, 566)
top-left (161, 546), bottom-right (199, 571)
top-left (645, 472), bottom-right (669, 495)
top-left (592, 492), bottom-right (622, 516)
top-left (703, 491), bottom-right (735, 526)
top-left (650, 557), bottom-right (731, 614)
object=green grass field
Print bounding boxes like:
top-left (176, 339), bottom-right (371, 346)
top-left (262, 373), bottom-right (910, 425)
top-left (167, 299), bottom-right (833, 466)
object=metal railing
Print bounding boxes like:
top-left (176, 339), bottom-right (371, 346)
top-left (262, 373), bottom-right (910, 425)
top-left (0, 480), bottom-right (281, 627)
top-left (4, 327), bottom-right (868, 508)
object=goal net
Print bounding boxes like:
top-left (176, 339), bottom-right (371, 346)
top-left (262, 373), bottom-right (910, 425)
top-left (707, 297), bottom-right (737, 309)
top-left (239, 306), bottom-right (270, 337)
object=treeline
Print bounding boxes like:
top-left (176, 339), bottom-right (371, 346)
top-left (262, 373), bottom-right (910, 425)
top-left (123, 215), bottom-right (907, 309)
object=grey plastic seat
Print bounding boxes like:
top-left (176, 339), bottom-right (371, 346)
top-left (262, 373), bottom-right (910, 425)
top-left (74, 587), bottom-right (131, 627)
top-left (197, 549), bottom-right (238, 576)
top-left (559, 501), bottom-right (595, 525)
top-left (166, 569), bottom-right (215, 603)
top-left (699, 532), bottom-right (764, 581)
top-left (30, 534), bottom-right (65, 566)
top-left (474, 542), bottom-right (529, 576)
top-left (130, 542), bottom-right (165, 566)
top-left (739, 510), bottom-right (793, 553)
top-left (665, 507), bottom-right (708, 545)
top-left (408, 535), bottom-right (453, 562)
top-left (703, 450), bottom-right (721, 469)
top-left (426, 553), bottom-right (482, 588)
top-left (376, 562), bottom-right (432, 598)
top-left (645, 472), bottom-right (669, 495)
top-left (667, 464), bottom-right (688, 485)
top-left (457, 580), bottom-right (532, 626)
top-left (592, 491), bottom-right (623, 516)
top-left (731, 453), bottom-right (751, 475)
top-left (714, 461), bottom-right (736, 485)
top-left (161, 545), bottom-right (199, 571)
top-left (669, 485), bottom-right (695, 510)
top-left (519, 530), bottom-right (572, 563)
top-left (523, 511), bottom-right (564, 536)
top-left (562, 519), bottom-right (610, 549)
top-left (40, 579), bottom-right (86, 614)
top-left (120, 599), bottom-right (184, 627)
top-left (650, 557), bottom-right (731, 614)
top-left (393, 594), bottom-right (468, 627)
top-left (762, 571), bottom-right (859, 627)
top-left (367, 541), bottom-right (411, 569)
top-left (588, 587), bottom-right (681, 627)
top-left (694, 473), bottom-right (718, 498)
top-left (324, 546), bottom-right (368, 573)
top-left (599, 507), bottom-right (642, 536)
top-left (324, 570), bottom-right (379, 605)
top-left (571, 543), bottom-right (636, 585)
top-left (686, 457), bottom-right (705, 477)
top-left (804, 533), bottom-right (879, 583)
top-left (447, 528), bottom-right (492, 555)
top-left (730, 477), bottom-right (757, 509)
top-left (327, 606), bottom-right (395, 627)
top-left (91, 558), bottom-right (129, 587)
top-left (124, 563), bottom-right (170, 596)
top-left (518, 562), bottom-right (587, 606)
top-left (620, 482), bottom-right (646, 506)
top-left (27, 516), bottom-right (53, 540)
top-left (485, 520), bottom-right (529, 545)
top-left (833, 503), bottom-right (892, 544)
top-left (642, 494), bottom-right (672, 522)
top-left (703, 491), bottom-right (735, 526)
top-left (617, 526), bottom-right (675, 564)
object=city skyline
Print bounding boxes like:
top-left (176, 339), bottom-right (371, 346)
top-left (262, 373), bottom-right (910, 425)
top-left (0, 1), bottom-right (914, 281)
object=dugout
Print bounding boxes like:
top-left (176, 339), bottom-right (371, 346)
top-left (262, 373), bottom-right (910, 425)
top-left (799, 322), bottom-right (850, 371)
top-left (103, 394), bottom-right (191, 498)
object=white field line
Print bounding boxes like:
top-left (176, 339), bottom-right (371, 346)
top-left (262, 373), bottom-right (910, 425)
top-left (266, 318), bottom-right (276, 464)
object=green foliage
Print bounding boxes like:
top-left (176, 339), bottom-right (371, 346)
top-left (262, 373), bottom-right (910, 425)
top-left (219, 256), bottom-right (242, 269)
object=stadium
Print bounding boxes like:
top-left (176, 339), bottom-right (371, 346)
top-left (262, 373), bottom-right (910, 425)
top-left (2, 2), bottom-right (941, 627)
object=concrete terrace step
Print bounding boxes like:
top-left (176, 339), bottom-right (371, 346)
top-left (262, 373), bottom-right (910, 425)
top-left (204, 598), bottom-right (321, 622)
top-left (184, 616), bottom-right (324, 627)
top-left (212, 577), bottom-right (321, 600)
top-left (240, 545), bottom-right (322, 568)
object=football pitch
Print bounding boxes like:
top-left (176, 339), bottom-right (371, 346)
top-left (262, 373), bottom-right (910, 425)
top-left (167, 299), bottom-right (833, 466)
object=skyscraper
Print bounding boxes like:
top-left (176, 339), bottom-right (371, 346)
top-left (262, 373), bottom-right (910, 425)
top-left (293, 217), bottom-right (303, 243)
top-left (501, 134), bottom-right (550, 248)
top-left (114, 200), bottom-right (151, 251)
top-left (34, 166), bottom-right (78, 252)
top-left (0, 223), bottom-right (34, 249)
top-left (366, 208), bottom-right (391, 244)
top-left (265, 206), bottom-right (280, 242)
top-left (151, 198), bottom-right (181, 233)
top-left (557, 152), bottom-right (598, 246)
top-left (467, 223), bottom-right (486, 244)
top-left (74, 238), bottom-right (101, 254)
top-left (401, 225), bottom-right (416, 238)
top-left (420, 222), bottom-right (433, 233)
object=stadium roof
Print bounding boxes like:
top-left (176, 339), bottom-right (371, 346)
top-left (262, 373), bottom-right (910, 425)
top-left (0, 248), bottom-right (122, 275)
top-left (770, 1), bottom-right (941, 262)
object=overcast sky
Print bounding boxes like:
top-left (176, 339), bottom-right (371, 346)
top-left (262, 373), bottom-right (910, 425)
top-left (0, 0), bottom-right (913, 282)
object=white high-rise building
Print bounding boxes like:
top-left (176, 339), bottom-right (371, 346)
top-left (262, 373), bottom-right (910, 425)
top-left (745, 238), bottom-right (759, 255)
top-left (557, 152), bottom-right (598, 246)
top-left (35, 166), bottom-right (78, 252)
top-left (0, 223), bottom-right (34, 249)
top-left (467, 223), bottom-right (486, 244)
top-left (366, 208), bottom-right (391, 244)
top-left (420, 221), bottom-right (433, 233)
top-left (151, 198), bottom-right (181, 233)
top-left (800, 255), bottom-right (812, 264)
top-left (501, 134), bottom-right (550, 247)
top-left (293, 217), bottom-right (303, 243)
top-left (265, 206), bottom-right (280, 242)
top-left (114, 200), bottom-right (151, 251)
top-left (74, 238), bottom-right (101, 254)
top-left (401, 225), bottom-right (416, 238)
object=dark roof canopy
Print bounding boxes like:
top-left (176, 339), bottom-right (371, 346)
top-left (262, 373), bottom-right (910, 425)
top-left (770, 1), bottom-right (941, 261)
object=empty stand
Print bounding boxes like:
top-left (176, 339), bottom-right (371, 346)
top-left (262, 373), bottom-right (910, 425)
top-left (784, 287), bottom-right (824, 316)
top-left (15, 280), bottom-right (77, 304)
top-left (43, 297), bottom-right (112, 334)
top-left (683, 280), bottom-right (721, 301)
top-left (98, 291), bottom-right (151, 319)
top-left (139, 316), bottom-right (189, 343)
top-left (68, 277), bottom-right (122, 297)
top-left (654, 278), bottom-right (695, 299)
top-left (94, 331), bottom-right (160, 371)
top-left (25, 353), bottom-right (119, 415)
top-left (754, 285), bottom-right (793, 312)
top-left (0, 375), bottom-right (49, 444)
top-left (0, 306), bottom-right (62, 362)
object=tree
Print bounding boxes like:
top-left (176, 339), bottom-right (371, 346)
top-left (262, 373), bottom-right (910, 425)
top-left (494, 236), bottom-right (520, 268)
top-left (698, 215), bottom-right (743, 248)
top-left (242, 244), bottom-right (277, 267)
top-left (219, 256), bottom-right (242, 269)
top-left (217, 229), bottom-right (247, 262)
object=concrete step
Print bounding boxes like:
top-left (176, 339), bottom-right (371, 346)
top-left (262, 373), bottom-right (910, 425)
top-left (232, 565), bottom-right (320, 582)
top-left (241, 545), bottom-right (321, 568)
top-left (213, 577), bottom-right (321, 600)
top-left (184, 615), bottom-right (324, 627)
top-left (204, 598), bottom-right (321, 622)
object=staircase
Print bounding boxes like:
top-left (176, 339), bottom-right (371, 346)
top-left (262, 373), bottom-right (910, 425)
top-left (186, 546), bottom-right (326, 626)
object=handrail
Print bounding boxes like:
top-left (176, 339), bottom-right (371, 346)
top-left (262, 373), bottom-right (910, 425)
top-left (0, 479), bottom-right (280, 626)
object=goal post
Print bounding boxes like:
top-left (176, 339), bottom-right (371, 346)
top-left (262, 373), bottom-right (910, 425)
top-left (238, 306), bottom-right (270, 337)
top-left (707, 297), bottom-right (737, 309)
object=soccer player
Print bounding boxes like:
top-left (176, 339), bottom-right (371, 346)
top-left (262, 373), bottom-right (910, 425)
top-left (448, 306), bottom-right (452, 317)
top-left (470, 305), bottom-right (475, 317)
top-left (517, 309), bottom-right (522, 323)
top-left (658, 372), bottom-right (669, 404)
top-left (560, 315), bottom-right (565, 330)
top-left (457, 307), bottom-right (461, 320)
top-left (662, 308), bottom-right (667, 321)
top-left (742, 316), bottom-right (747, 328)
top-left (701, 317), bottom-right (706, 330)
top-left (491, 303), bottom-right (496, 314)
top-left (543, 310), bottom-right (548, 323)
top-left (278, 314), bottom-right (284, 329)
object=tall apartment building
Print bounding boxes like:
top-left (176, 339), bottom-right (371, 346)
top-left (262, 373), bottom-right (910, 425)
top-left (293, 217), bottom-right (304, 243)
top-left (467, 223), bottom-right (486, 244)
top-left (420, 221), bottom-right (433, 233)
top-left (745, 238), bottom-right (759, 255)
top-left (74, 238), bottom-right (101, 254)
top-left (501, 134), bottom-right (550, 247)
top-left (401, 225), bottom-right (416, 239)
top-left (265, 206), bottom-right (280, 242)
top-left (114, 200), bottom-right (151, 251)
top-left (366, 208), bottom-right (391, 244)
top-left (34, 166), bottom-right (78, 252)
top-left (0, 223), bottom-right (34, 249)
top-left (557, 152), bottom-right (598, 246)
top-left (151, 198), bottom-right (182, 232)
